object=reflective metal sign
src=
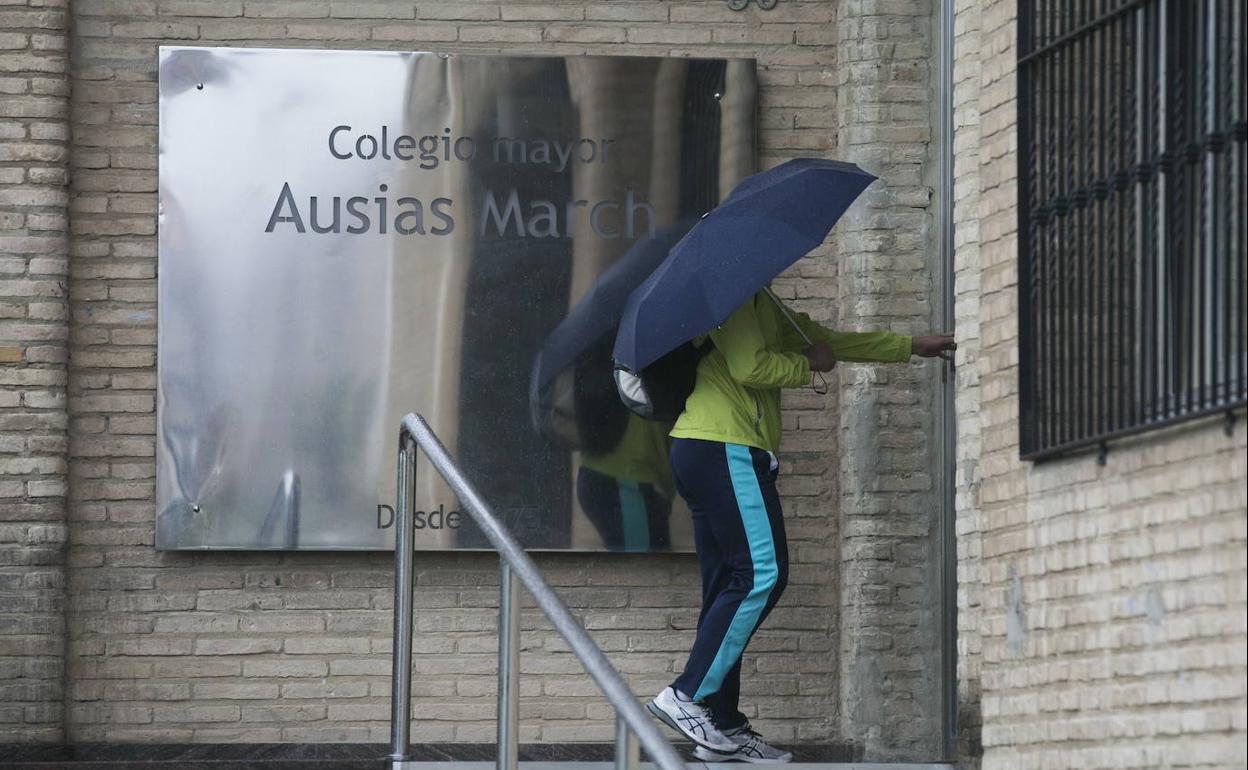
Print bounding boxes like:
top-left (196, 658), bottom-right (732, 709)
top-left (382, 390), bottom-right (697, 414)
top-left (157, 47), bottom-right (757, 551)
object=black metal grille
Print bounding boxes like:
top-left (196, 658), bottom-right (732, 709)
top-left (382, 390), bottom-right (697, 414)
top-left (1018, 0), bottom-right (1247, 460)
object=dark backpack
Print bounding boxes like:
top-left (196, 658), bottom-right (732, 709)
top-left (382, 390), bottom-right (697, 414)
top-left (614, 340), bottom-right (713, 422)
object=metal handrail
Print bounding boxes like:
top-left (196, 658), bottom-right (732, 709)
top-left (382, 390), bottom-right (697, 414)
top-left (389, 413), bottom-right (686, 770)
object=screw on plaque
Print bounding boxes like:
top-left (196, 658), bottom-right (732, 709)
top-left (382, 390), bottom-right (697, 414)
top-left (191, 504), bottom-right (202, 513)
top-left (196, 83), bottom-right (204, 90)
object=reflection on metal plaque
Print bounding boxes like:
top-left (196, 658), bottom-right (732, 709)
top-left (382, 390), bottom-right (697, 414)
top-left (156, 47), bottom-right (758, 551)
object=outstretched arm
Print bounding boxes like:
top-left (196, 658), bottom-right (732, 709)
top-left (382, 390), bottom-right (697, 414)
top-left (775, 298), bottom-right (955, 363)
top-left (710, 298), bottom-right (813, 388)
top-left (777, 306), bottom-right (912, 363)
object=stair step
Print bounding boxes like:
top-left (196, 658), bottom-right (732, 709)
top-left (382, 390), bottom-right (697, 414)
top-left (0, 744), bottom-right (951, 770)
top-left (391, 764), bottom-right (951, 770)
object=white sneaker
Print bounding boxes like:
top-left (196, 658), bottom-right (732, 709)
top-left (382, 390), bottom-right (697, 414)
top-left (692, 724), bottom-right (793, 764)
top-left (647, 686), bottom-right (737, 752)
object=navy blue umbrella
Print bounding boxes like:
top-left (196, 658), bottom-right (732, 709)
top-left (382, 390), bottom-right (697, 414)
top-left (612, 158), bottom-right (876, 372)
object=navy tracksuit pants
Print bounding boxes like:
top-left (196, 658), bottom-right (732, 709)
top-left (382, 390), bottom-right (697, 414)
top-left (669, 438), bottom-right (789, 730)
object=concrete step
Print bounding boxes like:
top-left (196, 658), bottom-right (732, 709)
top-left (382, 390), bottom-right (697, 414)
top-left (390, 764), bottom-right (951, 770)
top-left (0, 744), bottom-right (951, 770)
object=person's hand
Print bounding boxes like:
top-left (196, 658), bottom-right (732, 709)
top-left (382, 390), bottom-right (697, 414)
top-left (804, 342), bottom-right (837, 372)
top-left (912, 334), bottom-right (956, 361)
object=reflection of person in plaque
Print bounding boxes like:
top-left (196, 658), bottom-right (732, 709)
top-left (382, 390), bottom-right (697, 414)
top-left (577, 413), bottom-right (673, 552)
top-left (568, 337), bottom-right (675, 551)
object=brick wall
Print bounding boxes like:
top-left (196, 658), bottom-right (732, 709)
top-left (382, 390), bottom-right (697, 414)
top-left (951, 1), bottom-right (1248, 768)
top-left (0, 0), bottom-right (72, 744)
top-left (830, 0), bottom-right (943, 760)
top-left (28, 0), bottom-right (945, 748)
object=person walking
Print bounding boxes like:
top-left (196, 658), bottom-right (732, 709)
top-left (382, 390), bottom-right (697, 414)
top-left (645, 289), bottom-right (954, 763)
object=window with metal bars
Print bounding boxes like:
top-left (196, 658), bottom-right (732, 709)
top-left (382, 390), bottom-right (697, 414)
top-left (1018, 0), bottom-right (1247, 460)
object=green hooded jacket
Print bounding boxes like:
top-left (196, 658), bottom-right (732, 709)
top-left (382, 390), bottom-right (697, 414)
top-left (670, 292), bottom-right (912, 452)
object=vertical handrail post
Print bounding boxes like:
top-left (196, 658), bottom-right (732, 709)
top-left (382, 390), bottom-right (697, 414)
top-left (388, 438), bottom-right (417, 766)
top-left (615, 712), bottom-right (639, 770)
top-left (497, 559), bottom-right (520, 770)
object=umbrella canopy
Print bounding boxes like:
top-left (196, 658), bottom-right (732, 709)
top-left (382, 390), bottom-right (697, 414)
top-left (612, 158), bottom-right (876, 372)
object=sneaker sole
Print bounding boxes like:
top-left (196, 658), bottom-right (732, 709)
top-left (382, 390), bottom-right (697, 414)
top-left (692, 749), bottom-right (792, 765)
top-left (646, 700), bottom-right (737, 753)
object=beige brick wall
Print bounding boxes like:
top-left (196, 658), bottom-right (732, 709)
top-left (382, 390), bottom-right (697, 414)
top-left (45, 0), bottom-right (945, 748)
top-left (951, 1), bottom-right (1248, 768)
top-left (0, 0), bottom-right (71, 744)
top-left (830, 0), bottom-right (944, 760)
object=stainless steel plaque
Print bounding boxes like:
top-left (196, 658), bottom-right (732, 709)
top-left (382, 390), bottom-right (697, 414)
top-left (157, 47), bottom-right (757, 550)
